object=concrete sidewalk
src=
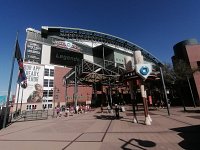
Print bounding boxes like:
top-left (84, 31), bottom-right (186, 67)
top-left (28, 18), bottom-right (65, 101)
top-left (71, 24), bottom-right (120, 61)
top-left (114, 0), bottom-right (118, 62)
top-left (0, 106), bottom-right (200, 150)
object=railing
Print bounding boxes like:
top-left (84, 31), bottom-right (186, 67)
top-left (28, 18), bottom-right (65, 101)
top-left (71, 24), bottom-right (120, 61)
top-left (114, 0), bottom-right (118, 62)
top-left (21, 110), bottom-right (48, 121)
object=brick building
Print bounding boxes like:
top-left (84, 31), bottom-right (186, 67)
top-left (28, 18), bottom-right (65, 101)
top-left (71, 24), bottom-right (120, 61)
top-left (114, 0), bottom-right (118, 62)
top-left (172, 39), bottom-right (200, 106)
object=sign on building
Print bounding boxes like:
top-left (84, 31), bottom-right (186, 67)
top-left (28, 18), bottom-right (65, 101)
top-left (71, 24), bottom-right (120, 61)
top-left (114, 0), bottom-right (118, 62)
top-left (135, 64), bottom-right (152, 80)
top-left (25, 41), bottom-right (42, 64)
top-left (16, 63), bottom-right (45, 103)
top-left (50, 47), bottom-right (83, 67)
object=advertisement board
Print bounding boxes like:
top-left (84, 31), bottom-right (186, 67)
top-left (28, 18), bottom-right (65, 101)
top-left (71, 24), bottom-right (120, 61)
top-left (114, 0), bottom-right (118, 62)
top-left (50, 47), bottom-right (83, 67)
top-left (16, 63), bottom-right (44, 103)
top-left (24, 41), bottom-right (42, 64)
top-left (52, 40), bottom-right (82, 53)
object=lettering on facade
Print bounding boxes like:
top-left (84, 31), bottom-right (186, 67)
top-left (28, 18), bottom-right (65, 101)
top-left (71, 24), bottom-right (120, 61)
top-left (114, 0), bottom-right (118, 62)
top-left (52, 40), bottom-right (81, 53)
top-left (25, 41), bottom-right (42, 64)
top-left (50, 47), bottom-right (83, 66)
top-left (56, 53), bottom-right (81, 62)
top-left (24, 65), bottom-right (41, 82)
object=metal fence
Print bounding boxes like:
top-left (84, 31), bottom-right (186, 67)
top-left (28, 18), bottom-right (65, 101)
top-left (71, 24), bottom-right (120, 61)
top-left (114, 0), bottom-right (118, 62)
top-left (21, 110), bottom-right (48, 121)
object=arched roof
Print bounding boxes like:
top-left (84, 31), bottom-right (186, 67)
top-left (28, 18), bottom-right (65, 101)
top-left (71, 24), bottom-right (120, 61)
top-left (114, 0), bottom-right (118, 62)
top-left (41, 26), bottom-right (163, 66)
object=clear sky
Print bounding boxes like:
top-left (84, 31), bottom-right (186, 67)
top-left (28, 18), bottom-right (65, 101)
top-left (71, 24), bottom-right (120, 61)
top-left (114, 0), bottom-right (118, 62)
top-left (1, 0), bottom-right (200, 95)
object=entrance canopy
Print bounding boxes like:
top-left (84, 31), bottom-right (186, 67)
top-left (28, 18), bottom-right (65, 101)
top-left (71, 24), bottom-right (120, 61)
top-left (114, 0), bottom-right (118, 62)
top-left (63, 59), bottom-right (125, 86)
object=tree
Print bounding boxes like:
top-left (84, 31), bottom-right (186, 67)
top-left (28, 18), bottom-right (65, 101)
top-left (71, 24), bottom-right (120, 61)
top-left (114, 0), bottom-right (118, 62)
top-left (162, 60), bottom-right (199, 110)
top-left (161, 62), bottom-right (176, 85)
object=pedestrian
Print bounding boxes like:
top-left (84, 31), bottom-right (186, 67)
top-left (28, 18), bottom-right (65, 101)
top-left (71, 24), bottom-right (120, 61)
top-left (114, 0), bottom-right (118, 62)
top-left (65, 108), bottom-right (69, 117)
top-left (56, 107), bottom-right (60, 118)
top-left (100, 104), bottom-right (103, 113)
top-left (107, 105), bottom-right (111, 113)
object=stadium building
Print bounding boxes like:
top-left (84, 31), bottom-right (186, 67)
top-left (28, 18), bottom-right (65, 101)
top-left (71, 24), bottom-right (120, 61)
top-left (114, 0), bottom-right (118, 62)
top-left (15, 27), bottom-right (163, 111)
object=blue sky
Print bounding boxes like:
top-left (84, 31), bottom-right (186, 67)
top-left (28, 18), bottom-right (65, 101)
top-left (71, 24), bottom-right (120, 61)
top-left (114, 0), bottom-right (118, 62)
top-left (1, 0), bottom-right (200, 94)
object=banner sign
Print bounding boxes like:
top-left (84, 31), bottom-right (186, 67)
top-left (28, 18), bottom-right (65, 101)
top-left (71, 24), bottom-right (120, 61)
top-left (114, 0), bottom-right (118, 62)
top-left (50, 47), bottom-right (83, 67)
top-left (121, 71), bottom-right (139, 81)
top-left (25, 41), bottom-right (42, 64)
top-left (52, 40), bottom-right (81, 53)
top-left (16, 63), bottom-right (45, 103)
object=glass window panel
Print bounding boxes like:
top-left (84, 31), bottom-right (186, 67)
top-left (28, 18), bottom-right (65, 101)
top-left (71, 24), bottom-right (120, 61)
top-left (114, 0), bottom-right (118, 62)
top-left (50, 69), bottom-right (54, 76)
top-left (49, 90), bottom-right (53, 97)
top-left (49, 80), bottom-right (54, 87)
top-left (44, 79), bottom-right (48, 87)
top-left (44, 69), bottom-right (49, 76)
top-left (43, 90), bottom-right (48, 97)
top-left (48, 104), bottom-right (52, 108)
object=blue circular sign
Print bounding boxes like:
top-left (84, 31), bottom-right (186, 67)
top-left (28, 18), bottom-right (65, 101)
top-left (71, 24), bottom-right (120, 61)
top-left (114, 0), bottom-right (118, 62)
top-left (139, 66), bottom-right (149, 75)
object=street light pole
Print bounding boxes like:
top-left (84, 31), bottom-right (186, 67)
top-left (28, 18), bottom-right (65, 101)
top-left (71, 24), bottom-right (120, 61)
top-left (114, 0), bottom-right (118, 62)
top-left (53, 86), bottom-right (59, 118)
top-left (187, 76), bottom-right (196, 107)
top-left (53, 90), bottom-right (55, 117)
top-left (160, 67), bottom-right (170, 116)
top-left (19, 88), bottom-right (24, 112)
top-left (65, 85), bottom-right (67, 107)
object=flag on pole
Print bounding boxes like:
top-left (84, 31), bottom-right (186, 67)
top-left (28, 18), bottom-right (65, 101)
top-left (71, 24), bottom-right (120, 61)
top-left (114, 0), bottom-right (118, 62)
top-left (15, 39), bottom-right (22, 59)
top-left (15, 40), bottom-right (27, 88)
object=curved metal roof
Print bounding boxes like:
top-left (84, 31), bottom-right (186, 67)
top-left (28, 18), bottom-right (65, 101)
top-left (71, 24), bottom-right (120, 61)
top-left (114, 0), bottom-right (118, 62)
top-left (41, 26), bottom-right (163, 66)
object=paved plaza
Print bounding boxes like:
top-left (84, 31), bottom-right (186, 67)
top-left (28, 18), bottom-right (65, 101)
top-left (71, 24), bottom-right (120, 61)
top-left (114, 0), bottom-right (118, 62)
top-left (0, 106), bottom-right (200, 150)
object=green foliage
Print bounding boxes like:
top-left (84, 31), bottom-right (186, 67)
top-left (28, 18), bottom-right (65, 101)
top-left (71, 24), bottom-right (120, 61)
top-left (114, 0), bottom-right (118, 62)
top-left (173, 59), bottom-right (192, 81)
top-left (161, 62), bottom-right (176, 84)
top-left (162, 60), bottom-right (199, 84)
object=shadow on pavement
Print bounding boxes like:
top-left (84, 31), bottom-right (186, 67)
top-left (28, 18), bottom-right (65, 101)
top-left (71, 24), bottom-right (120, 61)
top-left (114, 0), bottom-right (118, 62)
top-left (94, 115), bottom-right (123, 120)
top-left (179, 110), bottom-right (200, 113)
top-left (119, 138), bottom-right (156, 150)
top-left (119, 118), bottom-right (144, 125)
top-left (171, 125), bottom-right (200, 150)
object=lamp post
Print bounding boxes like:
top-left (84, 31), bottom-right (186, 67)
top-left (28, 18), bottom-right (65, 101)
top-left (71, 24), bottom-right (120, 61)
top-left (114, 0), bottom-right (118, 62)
top-left (53, 86), bottom-right (59, 117)
top-left (187, 76), bottom-right (196, 108)
top-left (160, 67), bottom-right (170, 116)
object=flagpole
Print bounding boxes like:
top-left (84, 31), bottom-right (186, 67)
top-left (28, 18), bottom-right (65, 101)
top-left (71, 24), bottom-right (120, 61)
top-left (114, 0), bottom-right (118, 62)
top-left (15, 83), bottom-right (21, 117)
top-left (3, 32), bottom-right (18, 128)
top-left (20, 88), bottom-right (24, 113)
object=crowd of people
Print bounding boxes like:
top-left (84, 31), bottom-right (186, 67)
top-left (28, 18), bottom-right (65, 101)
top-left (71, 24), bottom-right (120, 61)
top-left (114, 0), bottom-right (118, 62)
top-left (101, 104), bottom-right (126, 119)
top-left (55, 104), bottom-right (92, 118)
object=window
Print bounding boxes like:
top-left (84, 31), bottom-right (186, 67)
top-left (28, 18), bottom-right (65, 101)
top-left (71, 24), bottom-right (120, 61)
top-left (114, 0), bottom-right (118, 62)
top-left (43, 90), bottom-right (54, 97)
top-left (44, 69), bottom-right (49, 76)
top-left (49, 80), bottom-right (54, 87)
top-left (48, 104), bottom-right (52, 108)
top-left (44, 79), bottom-right (48, 87)
top-left (50, 69), bottom-right (54, 76)
top-left (49, 90), bottom-right (53, 97)
top-left (43, 90), bottom-right (48, 97)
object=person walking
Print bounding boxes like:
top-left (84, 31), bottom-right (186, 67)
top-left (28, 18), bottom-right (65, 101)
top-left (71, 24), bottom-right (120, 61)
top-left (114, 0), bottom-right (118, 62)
top-left (56, 107), bottom-right (60, 118)
top-left (100, 104), bottom-right (103, 113)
